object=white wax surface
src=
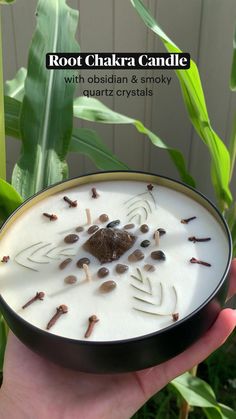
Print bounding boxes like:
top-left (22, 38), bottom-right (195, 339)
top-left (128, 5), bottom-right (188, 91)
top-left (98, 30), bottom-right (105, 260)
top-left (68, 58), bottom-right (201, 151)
top-left (0, 180), bottom-right (229, 341)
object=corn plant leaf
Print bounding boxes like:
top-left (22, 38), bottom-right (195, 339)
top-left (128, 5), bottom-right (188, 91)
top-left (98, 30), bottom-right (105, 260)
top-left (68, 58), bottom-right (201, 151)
top-left (230, 26), bottom-right (236, 91)
top-left (130, 0), bottom-right (232, 210)
top-left (171, 372), bottom-right (222, 412)
top-left (0, 178), bottom-right (22, 225)
top-left (12, 0), bottom-right (80, 199)
top-left (4, 96), bottom-right (20, 139)
top-left (218, 404), bottom-right (236, 419)
top-left (71, 128), bottom-right (129, 170)
top-left (0, 315), bottom-right (8, 373)
top-left (5, 67), bottom-right (26, 102)
top-left (73, 97), bottom-right (195, 187)
top-left (4, 96), bottom-right (128, 171)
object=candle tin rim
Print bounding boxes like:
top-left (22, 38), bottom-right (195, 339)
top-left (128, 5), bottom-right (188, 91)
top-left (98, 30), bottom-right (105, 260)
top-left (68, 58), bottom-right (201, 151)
top-left (0, 170), bottom-right (232, 346)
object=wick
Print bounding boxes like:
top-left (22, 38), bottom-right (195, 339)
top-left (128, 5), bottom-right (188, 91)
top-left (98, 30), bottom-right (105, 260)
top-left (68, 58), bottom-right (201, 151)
top-left (1, 256), bottom-right (10, 263)
top-left (181, 216), bottom-right (196, 224)
top-left (188, 236), bottom-right (211, 243)
top-left (154, 230), bottom-right (160, 246)
top-left (83, 263), bottom-right (92, 282)
top-left (91, 187), bottom-right (99, 199)
top-left (190, 257), bottom-right (211, 267)
top-left (22, 291), bottom-right (45, 309)
top-left (86, 208), bottom-right (92, 225)
top-left (84, 315), bottom-right (99, 338)
top-left (63, 196), bottom-right (77, 208)
top-left (46, 304), bottom-right (68, 330)
top-left (147, 184), bottom-right (154, 191)
top-left (43, 212), bottom-right (58, 221)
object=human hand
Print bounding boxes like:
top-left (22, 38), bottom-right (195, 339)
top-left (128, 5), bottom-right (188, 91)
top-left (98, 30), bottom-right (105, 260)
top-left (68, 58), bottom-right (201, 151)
top-left (0, 261), bottom-right (236, 419)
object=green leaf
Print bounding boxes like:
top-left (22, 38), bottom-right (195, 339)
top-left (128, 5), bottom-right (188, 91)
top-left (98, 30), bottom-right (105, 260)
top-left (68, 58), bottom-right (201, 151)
top-left (203, 408), bottom-right (223, 419)
top-left (0, 0), bottom-right (15, 4)
top-left (228, 112), bottom-right (236, 180)
top-left (4, 97), bottom-right (129, 171)
top-left (219, 404), bottom-right (236, 419)
top-left (12, 0), bottom-right (80, 199)
top-left (5, 67), bottom-right (26, 101)
top-left (0, 315), bottom-right (8, 373)
top-left (0, 178), bottom-right (22, 224)
top-left (73, 97), bottom-right (195, 187)
top-left (171, 372), bottom-right (221, 410)
top-left (4, 96), bottom-right (21, 139)
top-left (130, 0), bottom-right (232, 210)
top-left (230, 25), bottom-right (236, 91)
top-left (71, 127), bottom-right (129, 171)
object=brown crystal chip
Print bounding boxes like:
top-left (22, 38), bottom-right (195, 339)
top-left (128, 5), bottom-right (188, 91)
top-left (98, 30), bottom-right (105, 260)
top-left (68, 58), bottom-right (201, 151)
top-left (144, 264), bottom-right (156, 272)
top-left (64, 275), bottom-right (77, 284)
top-left (84, 228), bottom-right (136, 263)
top-left (151, 250), bottom-right (166, 261)
top-left (64, 234), bottom-right (79, 244)
top-left (87, 225), bottom-right (99, 235)
top-left (77, 257), bottom-right (90, 268)
top-left (76, 226), bottom-right (84, 233)
top-left (124, 223), bottom-right (135, 230)
top-left (59, 258), bottom-right (72, 270)
top-left (99, 280), bottom-right (117, 293)
top-left (140, 224), bottom-right (149, 233)
top-left (116, 264), bottom-right (129, 274)
top-left (128, 249), bottom-right (145, 262)
top-left (97, 267), bottom-right (109, 278)
top-left (99, 214), bottom-right (109, 223)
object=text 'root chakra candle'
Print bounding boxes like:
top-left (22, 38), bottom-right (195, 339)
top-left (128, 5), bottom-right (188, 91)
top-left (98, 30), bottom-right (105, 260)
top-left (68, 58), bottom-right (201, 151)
top-left (0, 172), bottom-right (232, 373)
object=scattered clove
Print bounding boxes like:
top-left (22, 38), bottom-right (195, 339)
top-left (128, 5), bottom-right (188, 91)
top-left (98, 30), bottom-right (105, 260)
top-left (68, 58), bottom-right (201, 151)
top-left (188, 236), bottom-right (211, 243)
top-left (172, 313), bottom-right (179, 322)
top-left (91, 187), bottom-right (99, 199)
top-left (84, 315), bottom-right (99, 338)
top-left (147, 184), bottom-right (154, 191)
top-left (46, 305), bottom-right (68, 330)
top-left (43, 213), bottom-right (57, 221)
top-left (1, 256), bottom-right (10, 263)
top-left (181, 216), bottom-right (196, 224)
top-left (190, 257), bottom-right (211, 267)
top-left (63, 196), bottom-right (77, 208)
top-left (22, 291), bottom-right (45, 309)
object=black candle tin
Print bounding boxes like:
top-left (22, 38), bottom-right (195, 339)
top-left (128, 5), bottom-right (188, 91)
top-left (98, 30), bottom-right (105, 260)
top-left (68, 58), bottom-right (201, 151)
top-left (0, 172), bottom-right (232, 373)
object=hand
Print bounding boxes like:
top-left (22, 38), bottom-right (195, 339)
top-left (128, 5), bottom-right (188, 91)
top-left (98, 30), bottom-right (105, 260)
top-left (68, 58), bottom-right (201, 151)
top-left (0, 262), bottom-right (236, 419)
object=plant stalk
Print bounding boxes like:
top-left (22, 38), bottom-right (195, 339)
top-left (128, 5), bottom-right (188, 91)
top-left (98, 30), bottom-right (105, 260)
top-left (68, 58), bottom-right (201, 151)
top-left (0, 7), bottom-right (6, 180)
top-left (179, 365), bottom-right (198, 419)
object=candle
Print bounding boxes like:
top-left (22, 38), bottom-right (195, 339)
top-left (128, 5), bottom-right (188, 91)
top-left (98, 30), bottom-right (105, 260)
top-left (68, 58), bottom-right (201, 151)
top-left (0, 175), bottom-right (230, 346)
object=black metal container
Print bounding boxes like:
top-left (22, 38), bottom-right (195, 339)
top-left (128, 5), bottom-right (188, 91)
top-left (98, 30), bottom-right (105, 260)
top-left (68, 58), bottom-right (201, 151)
top-left (0, 172), bottom-right (232, 373)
